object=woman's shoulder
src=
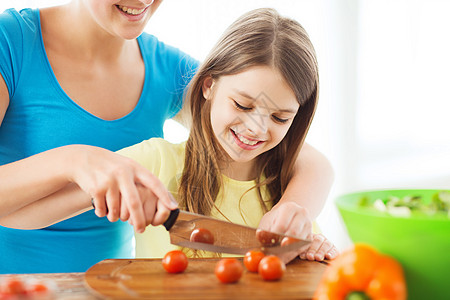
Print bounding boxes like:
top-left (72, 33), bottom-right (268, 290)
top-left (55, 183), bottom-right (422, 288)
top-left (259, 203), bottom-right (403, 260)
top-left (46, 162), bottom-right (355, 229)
top-left (137, 33), bottom-right (179, 55)
top-left (0, 8), bottom-right (39, 32)
top-left (138, 32), bottom-right (199, 68)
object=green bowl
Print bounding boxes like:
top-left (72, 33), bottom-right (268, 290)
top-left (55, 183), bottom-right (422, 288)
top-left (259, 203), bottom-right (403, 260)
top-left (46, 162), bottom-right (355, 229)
top-left (335, 189), bottom-right (450, 300)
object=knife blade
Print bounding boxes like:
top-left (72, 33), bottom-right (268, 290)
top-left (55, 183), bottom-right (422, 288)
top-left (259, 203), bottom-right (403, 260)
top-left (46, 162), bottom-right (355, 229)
top-left (163, 208), bottom-right (311, 255)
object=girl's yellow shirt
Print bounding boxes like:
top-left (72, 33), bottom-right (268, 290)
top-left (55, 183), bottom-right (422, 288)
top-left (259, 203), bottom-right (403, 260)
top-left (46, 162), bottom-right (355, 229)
top-left (117, 138), bottom-right (319, 258)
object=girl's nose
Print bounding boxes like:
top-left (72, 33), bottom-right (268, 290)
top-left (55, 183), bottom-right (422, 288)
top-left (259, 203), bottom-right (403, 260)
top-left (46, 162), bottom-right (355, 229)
top-left (245, 112), bottom-right (269, 135)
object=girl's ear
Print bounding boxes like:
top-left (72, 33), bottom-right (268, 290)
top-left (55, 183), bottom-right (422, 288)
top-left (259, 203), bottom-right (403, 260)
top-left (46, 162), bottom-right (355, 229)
top-left (202, 76), bottom-right (214, 100)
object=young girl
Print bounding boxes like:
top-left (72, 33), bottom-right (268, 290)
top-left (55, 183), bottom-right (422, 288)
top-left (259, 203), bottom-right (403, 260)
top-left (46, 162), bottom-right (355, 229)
top-left (0, 7), bottom-right (337, 266)
top-left (118, 8), bottom-right (337, 261)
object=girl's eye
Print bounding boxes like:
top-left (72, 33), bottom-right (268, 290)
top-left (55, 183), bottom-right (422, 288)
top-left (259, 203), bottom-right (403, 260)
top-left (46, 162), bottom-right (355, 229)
top-left (233, 101), bottom-right (252, 111)
top-left (272, 115), bottom-right (289, 124)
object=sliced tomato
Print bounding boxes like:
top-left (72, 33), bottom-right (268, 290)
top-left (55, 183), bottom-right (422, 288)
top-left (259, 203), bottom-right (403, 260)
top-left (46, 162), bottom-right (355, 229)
top-left (281, 236), bottom-right (300, 247)
top-left (256, 229), bottom-right (281, 246)
top-left (190, 228), bottom-right (214, 244)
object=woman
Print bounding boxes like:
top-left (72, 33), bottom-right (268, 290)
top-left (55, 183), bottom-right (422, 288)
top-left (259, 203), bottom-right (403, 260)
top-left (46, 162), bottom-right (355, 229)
top-left (0, 1), bottom-right (333, 273)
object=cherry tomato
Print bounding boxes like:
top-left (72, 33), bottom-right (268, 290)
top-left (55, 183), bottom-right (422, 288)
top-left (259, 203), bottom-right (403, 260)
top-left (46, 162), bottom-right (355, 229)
top-left (214, 258), bottom-right (243, 283)
top-left (281, 236), bottom-right (300, 247)
top-left (162, 250), bottom-right (188, 273)
top-left (258, 255), bottom-right (286, 281)
top-left (27, 282), bottom-right (50, 294)
top-left (243, 250), bottom-right (265, 273)
top-left (0, 278), bottom-right (27, 295)
top-left (256, 229), bottom-right (281, 246)
top-left (190, 228), bottom-right (214, 244)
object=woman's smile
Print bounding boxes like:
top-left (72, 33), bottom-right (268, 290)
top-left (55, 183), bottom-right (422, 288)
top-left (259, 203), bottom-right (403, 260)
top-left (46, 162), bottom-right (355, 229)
top-left (115, 4), bottom-right (150, 20)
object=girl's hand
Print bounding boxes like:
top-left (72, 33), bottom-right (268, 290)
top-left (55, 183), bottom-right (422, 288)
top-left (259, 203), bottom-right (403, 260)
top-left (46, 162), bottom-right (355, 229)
top-left (298, 233), bottom-right (339, 261)
top-left (258, 202), bottom-right (338, 263)
top-left (259, 201), bottom-right (313, 240)
top-left (66, 145), bottom-right (177, 233)
top-left (258, 202), bottom-right (313, 264)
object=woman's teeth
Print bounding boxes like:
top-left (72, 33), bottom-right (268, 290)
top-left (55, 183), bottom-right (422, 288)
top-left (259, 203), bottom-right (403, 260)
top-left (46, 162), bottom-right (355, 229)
top-left (117, 5), bottom-right (146, 15)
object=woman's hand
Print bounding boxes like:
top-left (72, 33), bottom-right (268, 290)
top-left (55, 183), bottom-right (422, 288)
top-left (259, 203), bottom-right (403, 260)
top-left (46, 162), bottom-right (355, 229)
top-left (67, 145), bottom-right (177, 233)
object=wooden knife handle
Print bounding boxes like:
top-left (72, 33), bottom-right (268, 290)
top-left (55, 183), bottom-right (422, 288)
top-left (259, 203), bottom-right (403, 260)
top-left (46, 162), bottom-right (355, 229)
top-left (163, 208), bottom-right (180, 231)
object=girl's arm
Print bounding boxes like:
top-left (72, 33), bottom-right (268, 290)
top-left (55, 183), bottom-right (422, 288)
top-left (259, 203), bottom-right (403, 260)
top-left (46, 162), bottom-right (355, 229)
top-left (258, 143), bottom-right (334, 248)
top-left (281, 143), bottom-right (334, 219)
top-left (0, 145), bottom-right (176, 232)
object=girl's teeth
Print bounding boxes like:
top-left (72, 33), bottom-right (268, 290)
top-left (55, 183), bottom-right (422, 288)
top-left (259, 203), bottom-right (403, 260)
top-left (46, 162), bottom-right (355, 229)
top-left (238, 135), bottom-right (258, 146)
top-left (118, 5), bottom-right (145, 15)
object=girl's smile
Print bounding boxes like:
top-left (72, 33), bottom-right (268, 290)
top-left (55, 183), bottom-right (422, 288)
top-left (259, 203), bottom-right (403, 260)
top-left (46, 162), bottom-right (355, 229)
top-left (230, 128), bottom-right (265, 150)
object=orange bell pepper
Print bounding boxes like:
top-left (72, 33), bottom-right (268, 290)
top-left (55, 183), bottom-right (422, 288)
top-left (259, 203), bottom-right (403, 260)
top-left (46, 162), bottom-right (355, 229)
top-left (313, 243), bottom-right (407, 300)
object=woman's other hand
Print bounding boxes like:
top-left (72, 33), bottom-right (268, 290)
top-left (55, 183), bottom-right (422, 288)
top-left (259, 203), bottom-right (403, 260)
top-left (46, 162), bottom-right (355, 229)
top-left (67, 145), bottom-right (177, 233)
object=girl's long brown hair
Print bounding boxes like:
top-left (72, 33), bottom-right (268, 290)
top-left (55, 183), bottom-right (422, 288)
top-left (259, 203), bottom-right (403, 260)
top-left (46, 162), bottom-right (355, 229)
top-left (178, 8), bottom-right (319, 216)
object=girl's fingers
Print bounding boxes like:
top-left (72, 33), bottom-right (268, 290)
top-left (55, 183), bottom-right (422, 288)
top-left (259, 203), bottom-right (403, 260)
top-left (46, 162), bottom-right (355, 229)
top-left (259, 202), bottom-right (312, 240)
top-left (325, 246), bottom-right (339, 260)
top-left (142, 191), bottom-right (157, 227)
top-left (313, 238), bottom-right (334, 261)
top-left (305, 234), bottom-right (326, 261)
top-left (151, 197), bottom-right (172, 226)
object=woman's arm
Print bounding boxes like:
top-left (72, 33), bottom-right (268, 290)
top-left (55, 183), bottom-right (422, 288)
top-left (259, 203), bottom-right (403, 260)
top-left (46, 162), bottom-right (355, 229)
top-left (0, 179), bottom-right (174, 230)
top-left (0, 145), bottom-right (176, 232)
top-left (0, 183), bottom-right (92, 229)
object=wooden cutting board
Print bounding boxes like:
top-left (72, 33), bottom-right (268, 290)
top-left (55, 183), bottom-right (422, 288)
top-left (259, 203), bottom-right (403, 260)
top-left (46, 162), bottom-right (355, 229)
top-left (84, 258), bottom-right (327, 299)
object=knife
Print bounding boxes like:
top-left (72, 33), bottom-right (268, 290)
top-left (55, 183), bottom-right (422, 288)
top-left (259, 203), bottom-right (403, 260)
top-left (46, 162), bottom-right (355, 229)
top-left (163, 208), bottom-right (311, 255)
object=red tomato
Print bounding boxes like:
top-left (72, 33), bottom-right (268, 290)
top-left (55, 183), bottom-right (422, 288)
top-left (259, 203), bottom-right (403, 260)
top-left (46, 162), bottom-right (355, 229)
top-left (281, 236), bottom-right (300, 247)
top-left (243, 250), bottom-right (265, 273)
top-left (28, 283), bottom-right (50, 294)
top-left (162, 250), bottom-right (188, 273)
top-left (190, 228), bottom-right (214, 244)
top-left (256, 229), bottom-right (281, 246)
top-left (214, 258), bottom-right (243, 283)
top-left (0, 278), bottom-right (27, 295)
top-left (258, 255), bottom-right (286, 281)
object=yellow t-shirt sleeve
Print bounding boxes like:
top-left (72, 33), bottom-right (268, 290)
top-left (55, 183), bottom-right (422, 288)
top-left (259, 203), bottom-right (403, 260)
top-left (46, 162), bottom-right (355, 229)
top-left (116, 138), bottom-right (163, 177)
